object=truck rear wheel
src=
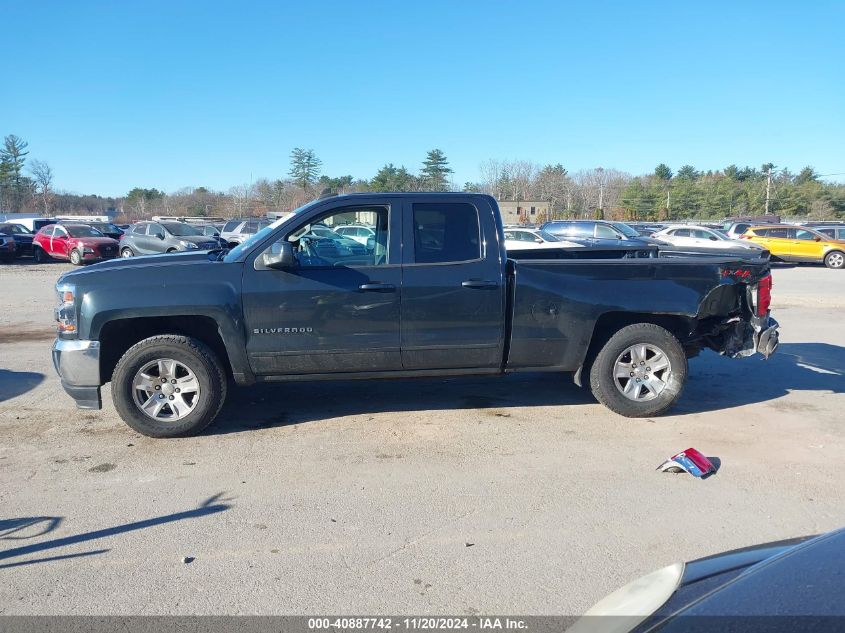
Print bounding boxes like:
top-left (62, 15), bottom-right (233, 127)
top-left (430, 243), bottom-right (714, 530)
top-left (111, 335), bottom-right (227, 437)
top-left (589, 323), bottom-right (687, 418)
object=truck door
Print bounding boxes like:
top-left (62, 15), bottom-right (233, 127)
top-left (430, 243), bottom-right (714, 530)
top-left (400, 198), bottom-right (506, 370)
top-left (242, 200), bottom-right (403, 375)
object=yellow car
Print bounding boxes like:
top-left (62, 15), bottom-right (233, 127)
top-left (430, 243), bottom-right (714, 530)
top-left (741, 225), bottom-right (845, 269)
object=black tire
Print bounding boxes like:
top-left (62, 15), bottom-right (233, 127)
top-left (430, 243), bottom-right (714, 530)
top-left (1, 255), bottom-right (14, 264)
top-left (33, 247), bottom-right (50, 263)
top-left (166, 248), bottom-right (177, 253)
top-left (824, 250), bottom-right (845, 270)
top-left (121, 247), bottom-right (134, 258)
top-left (111, 335), bottom-right (227, 438)
top-left (589, 323), bottom-right (687, 418)
top-left (69, 249), bottom-right (83, 265)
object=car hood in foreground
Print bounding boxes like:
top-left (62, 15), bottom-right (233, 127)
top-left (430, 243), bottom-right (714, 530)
top-left (573, 528), bottom-right (844, 633)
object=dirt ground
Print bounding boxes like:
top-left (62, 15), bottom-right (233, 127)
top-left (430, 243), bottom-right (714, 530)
top-left (0, 259), bottom-right (843, 615)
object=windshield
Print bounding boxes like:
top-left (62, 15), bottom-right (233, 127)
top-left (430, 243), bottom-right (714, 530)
top-left (65, 225), bottom-right (105, 238)
top-left (612, 222), bottom-right (641, 238)
top-left (711, 229), bottom-right (730, 239)
top-left (222, 200), bottom-right (320, 262)
top-left (0, 224), bottom-right (29, 235)
top-left (163, 222), bottom-right (202, 236)
top-left (538, 230), bottom-right (560, 242)
top-left (91, 223), bottom-right (120, 233)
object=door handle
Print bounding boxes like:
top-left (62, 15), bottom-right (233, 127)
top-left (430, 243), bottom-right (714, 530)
top-left (358, 283), bottom-right (396, 292)
top-left (461, 280), bottom-right (499, 289)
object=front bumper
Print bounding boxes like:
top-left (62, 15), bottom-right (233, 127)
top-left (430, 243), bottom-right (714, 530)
top-left (51, 338), bottom-right (102, 409)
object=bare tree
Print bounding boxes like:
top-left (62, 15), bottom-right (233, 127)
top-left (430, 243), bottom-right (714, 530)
top-left (29, 159), bottom-right (53, 213)
top-left (478, 159), bottom-right (501, 198)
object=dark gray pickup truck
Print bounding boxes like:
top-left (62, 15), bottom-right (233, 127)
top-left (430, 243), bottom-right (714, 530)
top-left (52, 193), bottom-right (779, 437)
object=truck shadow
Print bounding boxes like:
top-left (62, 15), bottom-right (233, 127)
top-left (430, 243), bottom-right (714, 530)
top-left (675, 342), bottom-right (845, 415)
top-left (212, 342), bottom-right (844, 432)
top-left (213, 371), bottom-right (596, 433)
top-left (0, 369), bottom-right (45, 402)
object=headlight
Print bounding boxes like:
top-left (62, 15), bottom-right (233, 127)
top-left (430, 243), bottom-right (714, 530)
top-left (82, 248), bottom-right (95, 254)
top-left (55, 282), bottom-right (78, 335)
top-left (180, 240), bottom-right (199, 249)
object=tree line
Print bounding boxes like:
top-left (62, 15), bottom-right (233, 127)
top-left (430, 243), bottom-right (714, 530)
top-left (2, 133), bottom-right (843, 222)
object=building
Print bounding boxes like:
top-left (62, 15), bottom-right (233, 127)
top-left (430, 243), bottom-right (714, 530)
top-left (497, 200), bottom-right (551, 225)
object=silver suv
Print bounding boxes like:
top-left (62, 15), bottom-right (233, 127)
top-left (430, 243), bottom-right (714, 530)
top-left (220, 218), bottom-right (271, 246)
top-left (120, 221), bottom-right (219, 257)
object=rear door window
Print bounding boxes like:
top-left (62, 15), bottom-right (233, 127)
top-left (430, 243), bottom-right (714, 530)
top-left (412, 203), bottom-right (480, 263)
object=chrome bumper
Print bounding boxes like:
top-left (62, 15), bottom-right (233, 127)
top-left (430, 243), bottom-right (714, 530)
top-left (51, 338), bottom-right (102, 409)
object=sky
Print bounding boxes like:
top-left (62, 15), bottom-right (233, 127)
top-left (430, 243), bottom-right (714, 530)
top-left (2, 0), bottom-right (843, 196)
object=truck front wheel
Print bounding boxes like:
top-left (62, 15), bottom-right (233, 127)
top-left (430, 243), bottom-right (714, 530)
top-left (111, 335), bottom-right (227, 437)
top-left (589, 323), bottom-right (687, 418)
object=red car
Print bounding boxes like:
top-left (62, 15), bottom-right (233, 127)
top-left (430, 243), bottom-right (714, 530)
top-left (33, 223), bottom-right (120, 265)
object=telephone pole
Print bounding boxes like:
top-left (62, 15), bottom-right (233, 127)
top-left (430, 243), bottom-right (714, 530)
top-left (765, 166), bottom-right (773, 215)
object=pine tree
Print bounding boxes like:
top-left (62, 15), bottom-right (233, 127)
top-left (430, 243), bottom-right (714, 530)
top-left (289, 148), bottom-right (322, 190)
top-left (420, 149), bottom-right (452, 191)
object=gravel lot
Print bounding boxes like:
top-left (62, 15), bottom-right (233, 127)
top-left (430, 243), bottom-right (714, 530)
top-left (1, 260), bottom-right (843, 615)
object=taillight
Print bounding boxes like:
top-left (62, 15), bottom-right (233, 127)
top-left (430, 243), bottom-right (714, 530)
top-left (756, 274), bottom-right (772, 317)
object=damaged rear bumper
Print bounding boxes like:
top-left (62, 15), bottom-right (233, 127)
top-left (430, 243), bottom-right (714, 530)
top-left (722, 314), bottom-right (780, 359)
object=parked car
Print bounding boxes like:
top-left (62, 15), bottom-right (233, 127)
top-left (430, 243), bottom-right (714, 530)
top-left (627, 222), bottom-right (665, 236)
top-left (815, 225), bottom-right (845, 241)
top-left (0, 232), bottom-right (16, 263)
top-left (0, 222), bottom-right (35, 257)
top-left (333, 224), bottom-right (376, 246)
top-left (192, 223), bottom-right (227, 247)
top-left (119, 221), bottom-right (220, 257)
top-left (300, 224), bottom-right (368, 256)
top-left (51, 193), bottom-right (778, 437)
top-left (652, 225), bottom-right (764, 251)
top-left (33, 223), bottom-right (119, 265)
top-left (741, 225), bottom-right (845, 268)
top-left (11, 217), bottom-right (58, 233)
top-left (57, 220), bottom-right (123, 241)
top-left (220, 218), bottom-right (271, 246)
top-left (503, 227), bottom-right (583, 250)
top-left (570, 527), bottom-right (845, 632)
top-left (542, 220), bottom-right (663, 246)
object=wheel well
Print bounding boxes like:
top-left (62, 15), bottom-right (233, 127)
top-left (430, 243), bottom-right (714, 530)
top-left (99, 316), bottom-right (231, 383)
top-left (577, 312), bottom-right (694, 384)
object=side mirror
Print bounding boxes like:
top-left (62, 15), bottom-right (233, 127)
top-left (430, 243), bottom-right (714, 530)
top-left (535, 237), bottom-right (543, 243)
top-left (262, 242), bottom-right (297, 270)
top-left (709, 236), bottom-right (719, 241)
top-left (814, 236), bottom-right (822, 242)
top-left (156, 232), bottom-right (165, 240)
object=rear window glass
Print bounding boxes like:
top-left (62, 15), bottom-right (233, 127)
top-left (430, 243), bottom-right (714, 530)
top-left (413, 203), bottom-right (480, 264)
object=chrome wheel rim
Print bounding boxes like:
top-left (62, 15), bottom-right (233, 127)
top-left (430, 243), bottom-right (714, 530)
top-left (70, 251), bottom-right (81, 264)
top-left (121, 249), bottom-right (133, 258)
top-left (614, 344), bottom-right (672, 401)
top-left (829, 253), bottom-right (844, 268)
top-left (131, 358), bottom-right (200, 421)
